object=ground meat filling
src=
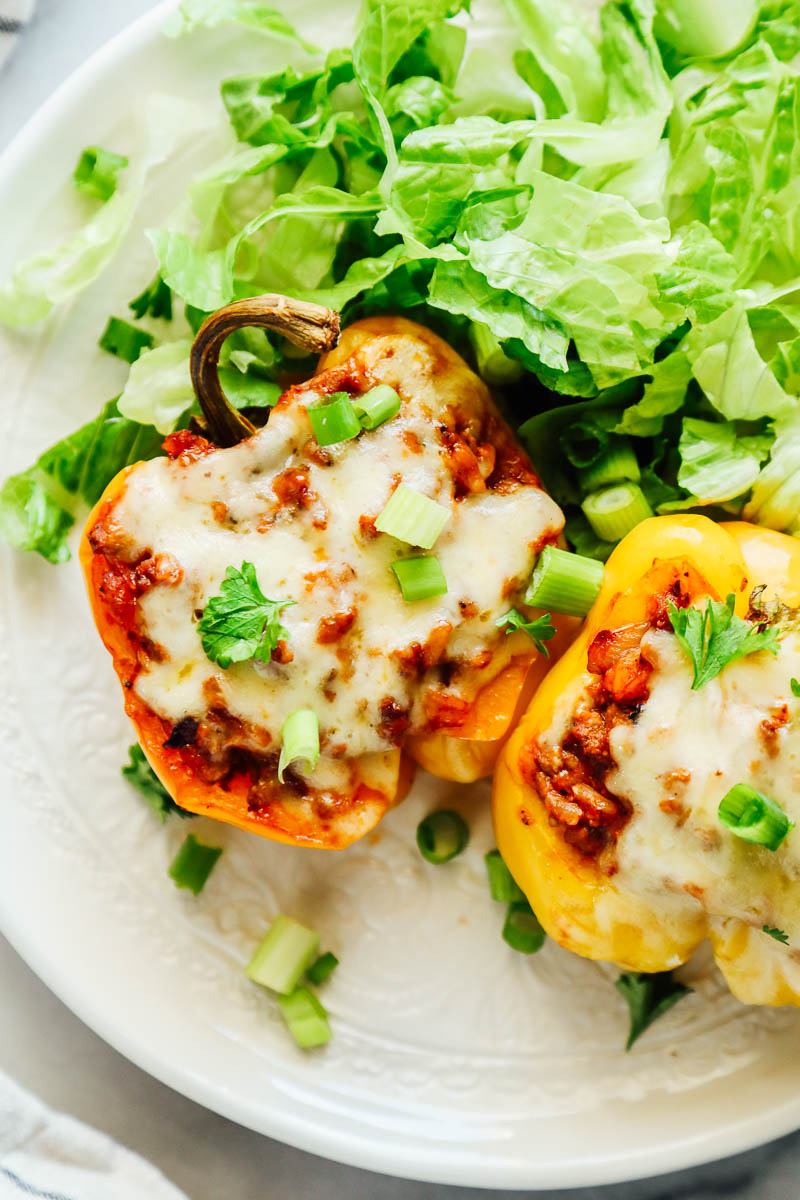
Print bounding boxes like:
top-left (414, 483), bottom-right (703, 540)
top-left (521, 578), bottom-right (695, 859)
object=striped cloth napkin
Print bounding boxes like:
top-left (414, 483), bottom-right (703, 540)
top-left (0, 0), bottom-right (34, 71)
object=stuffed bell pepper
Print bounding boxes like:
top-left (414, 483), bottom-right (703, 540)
top-left (82, 295), bottom-right (566, 849)
top-left (495, 514), bottom-right (800, 1006)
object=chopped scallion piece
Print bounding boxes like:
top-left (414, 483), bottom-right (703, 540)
top-left (375, 484), bottom-right (450, 549)
top-left (485, 849), bottom-right (525, 903)
top-left (718, 784), bottom-right (794, 851)
top-left (502, 900), bottom-right (545, 954)
top-left (72, 145), bottom-right (129, 202)
top-left (353, 384), bottom-right (401, 430)
top-left (277, 985), bottom-right (332, 1049)
top-left (582, 482), bottom-right (653, 542)
top-left (308, 393), bottom-right (361, 447)
top-left (278, 709), bottom-right (320, 782)
top-left (391, 555), bottom-right (447, 602)
top-left (306, 951), bottom-right (339, 985)
top-left (468, 322), bottom-right (524, 385)
top-left (416, 810), bottom-right (469, 864)
top-left (99, 317), bottom-right (154, 364)
top-left (578, 436), bottom-right (640, 492)
top-left (168, 834), bottom-right (222, 895)
top-left (524, 545), bottom-right (604, 617)
top-left (792, 678), bottom-right (800, 698)
top-left (246, 915), bottom-right (320, 994)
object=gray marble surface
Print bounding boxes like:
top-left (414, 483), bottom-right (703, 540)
top-left (0, 2), bottom-right (797, 1197)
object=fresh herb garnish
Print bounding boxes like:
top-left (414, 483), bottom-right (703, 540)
top-left (129, 273), bottom-right (173, 321)
top-left (122, 743), bottom-right (195, 822)
top-left (99, 317), bottom-right (154, 364)
top-left (763, 925), bottom-right (790, 945)
top-left (496, 608), bottom-right (556, 657)
top-left (615, 970), bottom-right (692, 1051)
top-left (718, 784), bottom-right (794, 851)
top-left (668, 594), bottom-right (779, 690)
top-left (791, 678), bottom-right (800, 698)
top-left (197, 562), bottom-right (294, 669)
top-left (72, 145), bottom-right (128, 202)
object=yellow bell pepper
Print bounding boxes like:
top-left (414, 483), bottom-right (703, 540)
top-left (494, 515), bottom-right (800, 1004)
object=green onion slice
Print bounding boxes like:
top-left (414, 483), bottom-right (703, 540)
top-left (485, 849), bottom-right (525, 903)
top-left (99, 317), bottom-right (154, 364)
top-left (246, 915), bottom-right (320, 994)
top-left (306, 951), bottom-right (339, 986)
top-left (278, 709), bottom-right (320, 782)
top-left (524, 545), bottom-right (604, 617)
top-left (578, 436), bottom-right (640, 492)
top-left (168, 834), bottom-right (222, 895)
top-left (375, 484), bottom-right (450, 549)
top-left (718, 784), bottom-right (794, 851)
top-left (353, 384), bottom-right (401, 430)
top-left (468, 322), bottom-right (524, 385)
top-left (72, 144), bottom-right (129, 202)
top-left (308, 393), bottom-right (361, 447)
top-left (582, 482), bottom-right (653, 543)
top-left (391, 555), bottom-right (447, 602)
top-left (502, 900), bottom-right (546, 954)
top-left (416, 810), bottom-right (469, 864)
top-left (277, 986), bottom-right (332, 1049)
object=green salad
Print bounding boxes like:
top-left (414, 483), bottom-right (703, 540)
top-left (2, 0), bottom-right (800, 573)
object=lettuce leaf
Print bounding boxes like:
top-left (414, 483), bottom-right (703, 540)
top-left (677, 417), bottom-right (770, 503)
top-left (686, 304), bottom-right (796, 420)
top-left (162, 0), bottom-right (318, 51)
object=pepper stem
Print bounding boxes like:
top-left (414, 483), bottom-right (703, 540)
top-left (190, 294), bottom-right (341, 447)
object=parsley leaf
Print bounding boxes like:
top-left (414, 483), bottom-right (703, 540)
top-left (668, 594), bottom-right (779, 690)
top-left (197, 562), bottom-right (294, 669)
top-left (496, 608), bottom-right (556, 657)
top-left (791, 678), bottom-right (800, 698)
top-left (615, 970), bottom-right (692, 1051)
top-left (763, 925), bottom-right (790, 945)
top-left (129, 273), bottom-right (173, 321)
top-left (122, 743), bottom-right (194, 822)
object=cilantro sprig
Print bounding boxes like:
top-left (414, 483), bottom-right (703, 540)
top-left (496, 608), bottom-right (556, 657)
top-left (763, 925), bottom-right (790, 945)
top-left (615, 970), bottom-right (692, 1050)
top-left (122, 743), bottom-right (194, 822)
top-left (668, 594), bottom-right (779, 690)
top-left (198, 562), bottom-right (294, 669)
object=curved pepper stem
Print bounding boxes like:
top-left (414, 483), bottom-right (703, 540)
top-left (190, 294), bottom-right (341, 447)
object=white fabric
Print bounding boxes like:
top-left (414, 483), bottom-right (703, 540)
top-left (0, 0), bottom-right (35, 71)
top-left (0, 1071), bottom-right (187, 1200)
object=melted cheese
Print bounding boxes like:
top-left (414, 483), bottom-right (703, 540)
top-left (605, 630), bottom-right (800, 942)
top-left (111, 333), bottom-right (563, 786)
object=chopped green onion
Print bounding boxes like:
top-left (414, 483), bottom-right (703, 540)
top-left (353, 384), bottom-right (401, 430)
top-left (468, 322), bottom-right (524, 385)
top-left (582, 482), bottom-right (653, 542)
top-left (375, 484), bottom-right (450, 549)
top-left (502, 900), bottom-right (545, 954)
top-left (168, 834), bottom-right (222, 895)
top-left (277, 986), bottom-right (332, 1049)
top-left (306, 951), bottom-right (339, 986)
top-left (129, 273), bottom-right (172, 321)
top-left (246, 915), bottom-right (320, 994)
top-left (99, 317), bottom-right (154, 364)
top-left (72, 145), bottom-right (129, 202)
top-left (391, 555), bottom-right (447, 602)
top-left (792, 678), bottom-right (800, 698)
top-left (578, 436), bottom-right (640, 492)
top-left (416, 810), bottom-right (469, 863)
top-left (278, 709), bottom-right (320, 782)
top-left (763, 925), bottom-right (789, 944)
top-left (308, 393), bottom-right (361, 447)
top-left (718, 784), bottom-right (794, 851)
top-left (485, 849), bottom-right (525, 903)
top-left (524, 545), bottom-right (604, 617)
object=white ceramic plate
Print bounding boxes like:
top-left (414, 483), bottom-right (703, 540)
top-left (2, 1), bottom-right (800, 1189)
